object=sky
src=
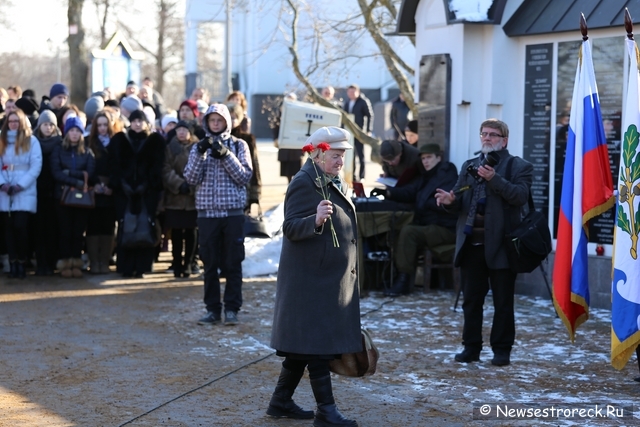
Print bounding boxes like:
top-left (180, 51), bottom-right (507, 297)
top-left (0, 0), bottom-right (181, 55)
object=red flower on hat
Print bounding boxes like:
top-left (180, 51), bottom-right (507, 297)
top-left (302, 144), bottom-right (315, 153)
top-left (316, 142), bottom-right (331, 152)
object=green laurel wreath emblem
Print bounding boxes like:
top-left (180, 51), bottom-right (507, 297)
top-left (618, 124), bottom-right (640, 259)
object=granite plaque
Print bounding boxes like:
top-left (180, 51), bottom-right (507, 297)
top-left (418, 54), bottom-right (451, 161)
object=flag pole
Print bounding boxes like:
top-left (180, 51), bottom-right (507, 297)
top-left (580, 13), bottom-right (588, 41)
top-left (625, 8), bottom-right (633, 41)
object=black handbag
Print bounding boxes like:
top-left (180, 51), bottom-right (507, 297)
top-left (244, 203), bottom-right (271, 239)
top-left (503, 194), bottom-right (552, 273)
top-left (502, 156), bottom-right (552, 274)
top-left (120, 204), bottom-right (157, 249)
top-left (60, 171), bottom-right (95, 209)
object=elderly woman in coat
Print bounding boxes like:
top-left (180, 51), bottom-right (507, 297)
top-left (268, 127), bottom-right (360, 427)
top-left (0, 108), bottom-right (43, 279)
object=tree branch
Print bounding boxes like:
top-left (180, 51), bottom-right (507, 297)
top-left (284, 0), bottom-right (381, 158)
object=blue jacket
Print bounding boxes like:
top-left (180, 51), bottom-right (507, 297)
top-left (0, 135), bottom-right (42, 213)
top-left (50, 143), bottom-right (95, 200)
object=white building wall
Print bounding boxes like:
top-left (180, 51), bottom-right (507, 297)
top-left (187, 0), bottom-right (415, 107)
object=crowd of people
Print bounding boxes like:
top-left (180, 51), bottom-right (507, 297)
top-left (0, 81), bottom-right (260, 284)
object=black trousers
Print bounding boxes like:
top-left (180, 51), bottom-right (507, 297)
top-left (353, 139), bottom-right (365, 180)
top-left (198, 215), bottom-right (245, 314)
top-left (171, 228), bottom-right (197, 270)
top-left (56, 205), bottom-right (88, 259)
top-left (282, 357), bottom-right (330, 380)
top-left (34, 197), bottom-right (59, 270)
top-left (2, 211), bottom-right (30, 261)
top-left (460, 243), bottom-right (517, 352)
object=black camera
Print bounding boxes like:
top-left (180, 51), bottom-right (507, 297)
top-left (466, 152), bottom-right (500, 182)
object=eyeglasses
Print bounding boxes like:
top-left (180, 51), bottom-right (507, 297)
top-left (480, 132), bottom-right (503, 138)
top-left (7, 120), bottom-right (20, 124)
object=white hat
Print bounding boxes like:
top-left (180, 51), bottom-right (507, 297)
top-left (305, 126), bottom-right (352, 150)
top-left (161, 114), bottom-right (178, 130)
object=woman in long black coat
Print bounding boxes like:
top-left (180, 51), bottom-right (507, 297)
top-left (109, 109), bottom-right (165, 278)
top-left (267, 127), bottom-right (360, 427)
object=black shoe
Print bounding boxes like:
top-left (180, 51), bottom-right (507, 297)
top-left (310, 375), bottom-right (358, 427)
top-left (267, 367), bottom-right (314, 419)
top-left (454, 348), bottom-right (480, 363)
top-left (198, 312), bottom-right (221, 325)
top-left (384, 272), bottom-right (411, 296)
top-left (491, 350), bottom-right (511, 366)
top-left (224, 310), bottom-right (239, 325)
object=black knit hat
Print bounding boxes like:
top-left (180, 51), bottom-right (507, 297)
top-left (128, 109), bottom-right (148, 123)
top-left (406, 120), bottom-right (418, 134)
top-left (174, 120), bottom-right (193, 134)
top-left (15, 97), bottom-right (39, 116)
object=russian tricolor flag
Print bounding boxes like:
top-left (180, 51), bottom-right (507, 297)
top-left (552, 38), bottom-right (615, 342)
top-left (611, 37), bottom-right (640, 370)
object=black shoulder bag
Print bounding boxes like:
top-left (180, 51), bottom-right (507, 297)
top-left (502, 157), bottom-right (552, 273)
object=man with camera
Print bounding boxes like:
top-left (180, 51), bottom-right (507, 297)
top-left (184, 104), bottom-right (253, 326)
top-left (434, 119), bottom-right (532, 367)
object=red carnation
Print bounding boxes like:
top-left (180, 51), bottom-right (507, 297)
top-left (302, 144), bottom-right (315, 153)
top-left (316, 142), bottom-right (331, 152)
top-left (1, 165), bottom-right (7, 171)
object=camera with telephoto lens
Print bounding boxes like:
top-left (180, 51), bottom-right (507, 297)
top-left (465, 152), bottom-right (500, 182)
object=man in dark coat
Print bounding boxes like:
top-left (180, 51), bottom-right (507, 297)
top-left (390, 93), bottom-right (410, 139)
top-left (379, 139), bottom-right (421, 186)
top-left (343, 84), bottom-right (373, 182)
top-left (435, 119), bottom-right (533, 367)
top-left (267, 126), bottom-right (360, 427)
top-left (379, 143), bottom-right (458, 296)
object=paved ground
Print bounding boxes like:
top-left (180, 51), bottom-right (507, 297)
top-left (1, 143), bottom-right (639, 426)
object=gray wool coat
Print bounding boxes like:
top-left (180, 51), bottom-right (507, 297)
top-left (270, 158), bottom-right (362, 355)
top-left (446, 149), bottom-right (533, 269)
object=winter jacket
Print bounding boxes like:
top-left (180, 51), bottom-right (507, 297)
top-left (109, 130), bottom-right (166, 218)
top-left (230, 127), bottom-right (261, 204)
top-left (88, 136), bottom-right (114, 208)
top-left (447, 149), bottom-right (533, 269)
top-left (270, 158), bottom-right (361, 355)
top-left (387, 160), bottom-right (458, 230)
top-left (50, 143), bottom-right (96, 200)
top-left (0, 134), bottom-right (42, 212)
top-left (162, 137), bottom-right (196, 211)
top-left (36, 134), bottom-right (62, 198)
top-left (183, 104), bottom-right (253, 217)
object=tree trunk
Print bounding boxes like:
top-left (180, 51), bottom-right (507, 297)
top-left (68, 0), bottom-right (89, 105)
top-left (155, 0), bottom-right (168, 94)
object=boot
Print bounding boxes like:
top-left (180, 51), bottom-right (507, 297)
top-left (384, 272), bottom-right (411, 297)
top-left (7, 261), bottom-right (18, 278)
top-left (266, 367), bottom-right (314, 419)
top-left (86, 236), bottom-right (101, 274)
top-left (99, 235), bottom-right (114, 274)
top-left (0, 254), bottom-right (10, 273)
top-left (310, 375), bottom-right (358, 427)
top-left (16, 261), bottom-right (26, 279)
top-left (71, 258), bottom-right (83, 278)
top-left (58, 259), bottom-right (72, 278)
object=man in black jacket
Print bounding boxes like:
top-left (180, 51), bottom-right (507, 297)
top-left (377, 144), bottom-right (458, 296)
top-left (343, 84), bottom-right (373, 182)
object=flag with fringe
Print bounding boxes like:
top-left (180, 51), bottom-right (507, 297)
top-left (552, 38), bottom-right (615, 342)
top-left (611, 37), bottom-right (640, 370)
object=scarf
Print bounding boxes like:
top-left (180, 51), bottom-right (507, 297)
top-left (464, 182), bottom-right (486, 235)
top-left (98, 134), bottom-right (110, 147)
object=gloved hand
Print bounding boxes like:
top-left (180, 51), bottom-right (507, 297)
top-left (197, 137), bottom-right (213, 154)
top-left (0, 184), bottom-right (9, 193)
top-left (370, 188), bottom-right (386, 198)
top-left (178, 182), bottom-right (190, 194)
top-left (7, 185), bottom-right (23, 196)
top-left (210, 138), bottom-right (229, 159)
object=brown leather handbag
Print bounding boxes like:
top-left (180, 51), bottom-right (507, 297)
top-left (60, 171), bottom-right (95, 208)
top-left (329, 329), bottom-right (379, 377)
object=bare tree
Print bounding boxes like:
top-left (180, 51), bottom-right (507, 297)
top-left (118, 0), bottom-right (184, 96)
top-left (68, 0), bottom-right (90, 104)
top-left (93, 0), bottom-right (117, 47)
top-left (282, 0), bottom-right (414, 157)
